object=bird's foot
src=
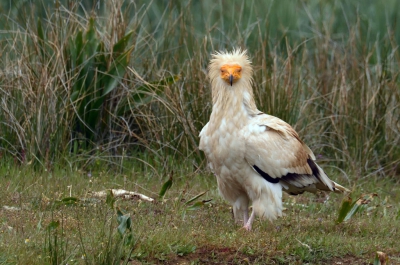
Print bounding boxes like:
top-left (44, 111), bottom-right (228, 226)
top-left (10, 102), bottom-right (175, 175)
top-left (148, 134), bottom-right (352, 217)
top-left (240, 210), bottom-right (255, 231)
top-left (241, 223), bottom-right (252, 231)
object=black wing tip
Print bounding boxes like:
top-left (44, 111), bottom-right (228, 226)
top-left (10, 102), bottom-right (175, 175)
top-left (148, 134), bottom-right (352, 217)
top-left (306, 158), bottom-right (321, 179)
top-left (253, 165), bottom-right (280, 184)
top-left (253, 158), bottom-right (322, 187)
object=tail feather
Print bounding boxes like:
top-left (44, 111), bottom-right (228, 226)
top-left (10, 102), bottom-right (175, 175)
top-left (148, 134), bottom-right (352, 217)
top-left (315, 163), bottom-right (350, 194)
top-left (332, 181), bottom-right (350, 193)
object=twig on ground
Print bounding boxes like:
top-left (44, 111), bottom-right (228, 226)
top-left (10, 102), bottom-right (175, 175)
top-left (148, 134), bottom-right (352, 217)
top-left (89, 189), bottom-right (154, 202)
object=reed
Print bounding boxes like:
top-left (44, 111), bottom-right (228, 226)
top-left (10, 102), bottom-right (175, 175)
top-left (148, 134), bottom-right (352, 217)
top-left (0, 0), bottom-right (398, 180)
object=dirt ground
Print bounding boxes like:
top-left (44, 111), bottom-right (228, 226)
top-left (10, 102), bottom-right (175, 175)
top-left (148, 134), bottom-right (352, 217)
top-left (128, 246), bottom-right (400, 265)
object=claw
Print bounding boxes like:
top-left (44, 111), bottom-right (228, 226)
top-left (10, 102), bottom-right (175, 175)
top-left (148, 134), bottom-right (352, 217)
top-left (242, 224), bottom-right (252, 231)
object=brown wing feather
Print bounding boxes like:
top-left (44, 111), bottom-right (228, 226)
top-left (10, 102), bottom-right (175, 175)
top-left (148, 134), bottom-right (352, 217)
top-left (244, 115), bottom-right (312, 176)
top-left (244, 114), bottom-right (333, 193)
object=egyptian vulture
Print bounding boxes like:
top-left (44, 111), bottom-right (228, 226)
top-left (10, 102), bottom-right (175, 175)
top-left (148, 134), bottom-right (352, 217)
top-left (199, 49), bottom-right (349, 231)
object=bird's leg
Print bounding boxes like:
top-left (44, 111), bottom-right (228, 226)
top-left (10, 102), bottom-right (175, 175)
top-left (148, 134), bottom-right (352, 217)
top-left (243, 209), bottom-right (256, 231)
top-left (243, 208), bottom-right (249, 226)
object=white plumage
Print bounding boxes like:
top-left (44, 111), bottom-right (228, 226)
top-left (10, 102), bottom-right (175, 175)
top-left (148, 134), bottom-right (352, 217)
top-left (199, 49), bottom-right (349, 231)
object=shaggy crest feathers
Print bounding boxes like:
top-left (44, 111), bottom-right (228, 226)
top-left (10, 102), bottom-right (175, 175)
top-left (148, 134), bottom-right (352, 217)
top-left (208, 49), bottom-right (258, 115)
top-left (199, 48), bottom-right (350, 231)
top-left (209, 49), bottom-right (252, 80)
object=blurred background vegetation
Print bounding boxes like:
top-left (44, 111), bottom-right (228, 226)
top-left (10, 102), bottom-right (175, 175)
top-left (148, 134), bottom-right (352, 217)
top-left (0, 0), bottom-right (399, 181)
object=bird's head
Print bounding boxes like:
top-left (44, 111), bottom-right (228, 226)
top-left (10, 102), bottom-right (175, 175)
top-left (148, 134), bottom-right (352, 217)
top-left (208, 48), bottom-right (258, 112)
top-left (209, 48), bottom-right (253, 88)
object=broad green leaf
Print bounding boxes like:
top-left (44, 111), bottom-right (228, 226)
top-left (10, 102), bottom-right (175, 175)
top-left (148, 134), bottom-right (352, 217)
top-left (69, 31), bottom-right (85, 104)
top-left (74, 30), bottom-right (84, 68)
top-left (70, 90), bottom-right (80, 103)
top-left (116, 207), bottom-right (124, 219)
top-left (185, 191), bottom-right (208, 205)
top-left (336, 196), bottom-right (352, 224)
top-left (117, 217), bottom-right (129, 235)
top-left (112, 31), bottom-right (133, 56)
top-left (37, 19), bottom-right (47, 58)
top-left (343, 202), bottom-right (361, 222)
top-left (374, 254), bottom-right (380, 265)
top-left (337, 193), bottom-right (378, 224)
top-left (37, 19), bottom-right (45, 42)
top-left (159, 174), bottom-right (173, 199)
top-left (83, 20), bottom-right (98, 86)
top-left (85, 18), bottom-right (97, 56)
top-left (67, 37), bottom-right (77, 74)
top-left (106, 190), bottom-right (115, 209)
top-left (59, 197), bottom-right (79, 206)
top-left (124, 233), bottom-right (134, 246)
top-left (86, 94), bottom-right (104, 131)
top-left (187, 200), bottom-right (212, 211)
top-left (52, 197), bottom-right (79, 208)
top-left (73, 139), bottom-right (78, 154)
top-left (96, 41), bottom-right (108, 73)
top-left (116, 208), bottom-right (132, 236)
top-left (64, 18), bottom-right (137, 146)
top-left (102, 47), bottom-right (133, 96)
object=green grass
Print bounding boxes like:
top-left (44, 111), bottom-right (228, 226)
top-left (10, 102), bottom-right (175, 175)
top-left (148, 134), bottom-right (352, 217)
top-left (0, 165), bottom-right (399, 264)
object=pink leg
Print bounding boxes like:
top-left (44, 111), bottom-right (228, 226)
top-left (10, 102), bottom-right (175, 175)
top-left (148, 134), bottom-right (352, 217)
top-left (243, 208), bottom-right (249, 226)
top-left (243, 209), bottom-right (255, 231)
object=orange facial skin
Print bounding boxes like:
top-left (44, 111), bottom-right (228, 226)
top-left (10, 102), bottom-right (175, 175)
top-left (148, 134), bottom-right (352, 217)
top-left (220, 64), bottom-right (242, 86)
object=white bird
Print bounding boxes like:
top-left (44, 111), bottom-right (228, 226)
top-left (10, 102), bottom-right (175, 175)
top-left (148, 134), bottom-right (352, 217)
top-left (199, 49), bottom-right (349, 231)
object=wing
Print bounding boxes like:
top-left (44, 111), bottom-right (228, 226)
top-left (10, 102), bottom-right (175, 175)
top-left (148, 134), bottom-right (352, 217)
top-left (199, 122), bottom-right (216, 173)
top-left (199, 122), bottom-right (209, 152)
top-left (243, 114), bottom-right (334, 194)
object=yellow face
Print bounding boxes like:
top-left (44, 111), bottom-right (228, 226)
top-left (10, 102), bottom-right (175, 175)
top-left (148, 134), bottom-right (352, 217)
top-left (220, 64), bottom-right (242, 86)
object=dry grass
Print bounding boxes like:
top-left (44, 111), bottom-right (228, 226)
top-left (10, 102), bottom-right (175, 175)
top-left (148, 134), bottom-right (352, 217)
top-left (0, 0), bottom-right (398, 179)
top-left (0, 166), bottom-right (399, 264)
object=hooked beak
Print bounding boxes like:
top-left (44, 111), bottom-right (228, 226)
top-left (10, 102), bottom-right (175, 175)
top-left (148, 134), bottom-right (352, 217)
top-left (229, 75), bottom-right (233, 86)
